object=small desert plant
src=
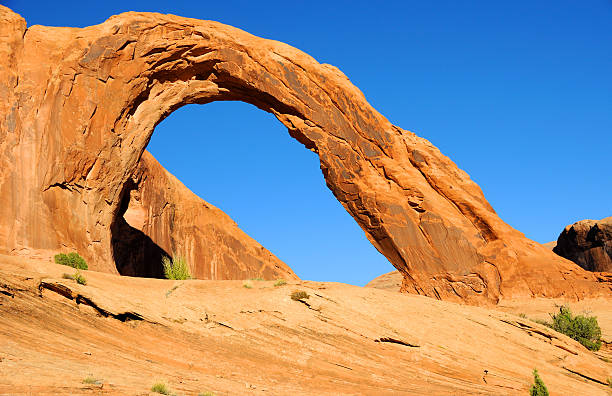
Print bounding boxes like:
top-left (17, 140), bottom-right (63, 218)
top-left (63, 271), bottom-right (86, 285)
top-left (151, 381), bottom-right (170, 395)
top-left (518, 313), bottom-right (527, 319)
top-left (274, 279), bottom-right (287, 287)
top-left (243, 281), bottom-right (253, 289)
top-left (291, 290), bottom-right (309, 301)
top-left (198, 392), bottom-right (215, 396)
top-left (54, 252), bottom-right (88, 270)
top-left (74, 270), bottom-right (87, 285)
top-left (82, 375), bottom-right (98, 384)
top-left (549, 305), bottom-right (602, 351)
top-left (529, 369), bottom-right (549, 396)
top-left (162, 255), bottom-right (191, 280)
top-left (607, 377), bottom-right (611, 388)
top-left (249, 277), bottom-right (264, 281)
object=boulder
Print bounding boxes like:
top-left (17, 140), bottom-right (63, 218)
top-left (554, 217), bottom-right (612, 272)
top-left (0, 6), bottom-right (609, 303)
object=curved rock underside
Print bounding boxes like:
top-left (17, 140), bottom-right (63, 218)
top-left (554, 217), bottom-right (612, 273)
top-left (0, 6), bottom-right (610, 303)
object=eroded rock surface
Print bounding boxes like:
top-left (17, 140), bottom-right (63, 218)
top-left (0, 6), bottom-right (609, 303)
top-left (554, 217), bottom-right (612, 273)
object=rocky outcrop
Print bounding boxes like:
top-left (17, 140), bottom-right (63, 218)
top-left (0, 6), bottom-right (609, 303)
top-left (554, 217), bottom-right (612, 273)
top-left (112, 151), bottom-right (297, 280)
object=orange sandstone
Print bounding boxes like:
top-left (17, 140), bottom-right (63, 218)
top-left (0, 6), bottom-right (609, 303)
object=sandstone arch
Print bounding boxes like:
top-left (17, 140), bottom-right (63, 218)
top-left (1, 6), bottom-right (609, 303)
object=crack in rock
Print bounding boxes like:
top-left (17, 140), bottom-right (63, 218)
top-left (374, 337), bottom-right (420, 347)
top-left (563, 366), bottom-right (610, 386)
top-left (39, 280), bottom-right (148, 323)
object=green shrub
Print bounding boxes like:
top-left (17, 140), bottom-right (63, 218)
top-left (62, 273), bottom-right (74, 280)
top-left (529, 369), bottom-right (549, 396)
top-left (151, 381), bottom-right (170, 395)
top-left (607, 377), bottom-right (612, 388)
top-left (54, 252), bottom-right (88, 270)
top-left (291, 290), bottom-right (309, 301)
top-left (198, 392), bottom-right (215, 396)
top-left (82, 375), bottom-right (98, 384)
top-left (274, 279), bottom-right (287, 287)
top-left (243, 281), bottom-right (253, 289)
top-left (249, 277), bottom-right (264, 281)
top-left (162, 255), bottom-right (191, 280)
top-left (74, 271), bottom-right (87, 285)
top-left (550, 305), bottom-right (602, 351)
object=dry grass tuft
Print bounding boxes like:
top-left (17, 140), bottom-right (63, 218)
top-left (291, 290), bottom-right (309, 301)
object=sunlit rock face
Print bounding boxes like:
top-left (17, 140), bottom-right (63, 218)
top-left (0, 5), bottom-right (609, 302)
top-left (110, 151), bottom-right (298, 280)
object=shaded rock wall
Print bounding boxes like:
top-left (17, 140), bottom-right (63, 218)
top-left (554, 217), bottom-right (612, 273)
top-left (0, 6), bottom-right (609, 303)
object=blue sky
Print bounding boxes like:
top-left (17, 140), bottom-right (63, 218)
top-left (7, 1), bottom-right (611, 285)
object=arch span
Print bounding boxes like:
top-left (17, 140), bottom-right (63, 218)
top-left (1, 6), bottom-right (608, 303)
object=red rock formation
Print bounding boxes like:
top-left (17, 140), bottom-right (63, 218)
top-left (113, 151), bottom-right (297, 280)
top-left (554, 217), bottom-right (612, 273)
top-left (0, 6), bottom-right (609, 302)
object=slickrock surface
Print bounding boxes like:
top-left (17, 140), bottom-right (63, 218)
top-left (0, 255), bottom-right (611, 395)
top-left (113, 150), bottom-right (297, 280)
top-left (0, 6), bottom-right (610, 303)
top-left (365, 270), bottom-right (403, 292)
top-left (554, 217), bottom-right (612, 273)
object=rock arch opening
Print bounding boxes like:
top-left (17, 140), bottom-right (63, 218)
top-left (110, 101), bottom-right (394, 283)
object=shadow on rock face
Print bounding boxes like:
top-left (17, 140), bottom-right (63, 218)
top-left (110, 179), bottom-right (168, 278)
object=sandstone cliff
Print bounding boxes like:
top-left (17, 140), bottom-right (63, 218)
top-left (113, 150), bottom-right (297, 280)
top-left (0, 6), bottom-right (609, 303)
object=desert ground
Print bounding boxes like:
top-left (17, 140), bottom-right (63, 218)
top-left (1, 254), bottom-right (610, 395)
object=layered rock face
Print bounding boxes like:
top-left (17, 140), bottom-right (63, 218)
top-left (554, 217), bottom-right (612, 273)
top-left (0, 6), bottom-right (609, 303)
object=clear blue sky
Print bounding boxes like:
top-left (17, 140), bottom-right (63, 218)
top-left (7, 1), bottom-right (611, 285)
